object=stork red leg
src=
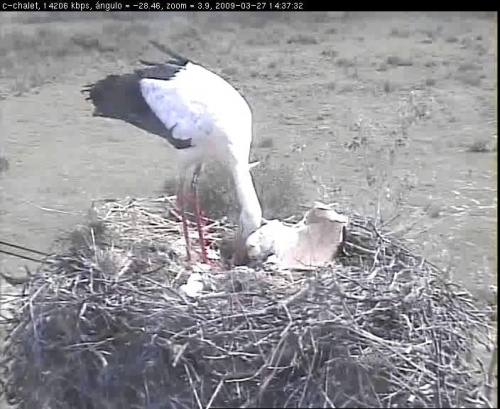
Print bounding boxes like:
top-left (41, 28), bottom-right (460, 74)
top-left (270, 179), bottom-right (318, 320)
top-left (176, 185), bottom-right (191, 262)
top-left (191, 164), bottom-right (209, 264)
top-left (193, 190), bottom-right (209, 264)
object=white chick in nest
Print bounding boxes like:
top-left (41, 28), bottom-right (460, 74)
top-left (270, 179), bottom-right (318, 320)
top-left (179, 272), bottom-right (204, 298)
top-left (245, 202), bottom-right (348, 269)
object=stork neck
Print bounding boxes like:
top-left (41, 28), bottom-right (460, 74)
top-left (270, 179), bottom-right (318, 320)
top-left (231, 163), bottom-right (262, 236)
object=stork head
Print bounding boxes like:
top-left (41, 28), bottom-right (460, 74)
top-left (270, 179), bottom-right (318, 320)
top-left (223, 212), bottom-right (264, 267)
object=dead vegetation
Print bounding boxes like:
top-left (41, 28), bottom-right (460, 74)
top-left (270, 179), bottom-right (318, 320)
top-left (257, 136), bottom-right (275, 149)
top-left (389, 27), bottom-right (411, 38)
top-left (467, 138), bottom-right (496, 153)
top-left (0, 21), bottom-right (148, 96)
top-left (0, 196), bottom-right (495, 408)
top-left (0, 13), bottom-right (182, 97)
top-left (162, 159), bottom-right (304, 222)
top-left (386, 55), bottom-right (413, 67)
top-left (286, 34), bottom-right (318, 45)
top-left (342, 89), bottom-right (436, 222)
top-left (0, 156), bottom-right (9, 174)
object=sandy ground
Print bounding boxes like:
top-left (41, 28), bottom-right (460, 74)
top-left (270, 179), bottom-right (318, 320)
top-left (0, 11), bottom-right (497, 407)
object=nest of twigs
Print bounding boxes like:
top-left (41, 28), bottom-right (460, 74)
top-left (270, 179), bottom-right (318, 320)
top-left (0, 196), bottom-right (495, 408)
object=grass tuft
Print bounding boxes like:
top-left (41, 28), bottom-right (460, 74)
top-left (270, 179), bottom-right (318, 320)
top-left (0, 156), bottom-right (9, 174)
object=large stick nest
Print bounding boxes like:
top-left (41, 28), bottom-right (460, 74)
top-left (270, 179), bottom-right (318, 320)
top-left (0, 196), bottom-right (495, 408)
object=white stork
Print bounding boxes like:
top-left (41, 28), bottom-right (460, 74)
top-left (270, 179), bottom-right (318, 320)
top-left (82, 41), bottom-right (263, 264)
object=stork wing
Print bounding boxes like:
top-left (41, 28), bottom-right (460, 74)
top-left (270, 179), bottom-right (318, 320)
top-left (83, 46), bottom-right (247, 153)
top-left (139, 77), bottom-right (215, 150)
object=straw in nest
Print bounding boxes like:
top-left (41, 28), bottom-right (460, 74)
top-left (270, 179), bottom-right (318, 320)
top-left (0, 197), bottom-right (495, 408)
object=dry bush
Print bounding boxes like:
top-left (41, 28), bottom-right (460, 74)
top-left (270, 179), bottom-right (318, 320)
top-left (286, 34), bottom-right (318, 45)
top-left (0, 19), bottom-right (154, 96)
top-left (467, 138), bottom-right (495, 153)
top-left (0, 26), bottom-right (68, 62)
top-left (455, 71), bottom-right (483, 87)
top-left (162, 164), bottom-right (239, 223)
top-left (389, 27), bottom-right (411, 38)
top-left (377, 62), bottom-right (389, 71)
top-left (343, 90), bottom-right (437, 221)
top-left (61, 212), bottom-right (108, 255)
top-left (0, 25), bottom-right (99, 94)
top-left (163, 159), bottom-right (303, 222)
top-left (383, 80), bottom-right (394, 93)
top-left (336, 58), bottom-right (355, 67)
top-left (257, 136), bottom-right (275, 149)
top-left (425, 78), bottom-right (437, 86)
top-left (0, 21), bottom-right (146, 64)
top-left (0, 156), bottom-right (9, 174)
top-left (386, 55), bottom-right (413, 67)
top-left (205, 12), bottom-right (334, 29)
top-left (252, 159), bottom-right (305, 219)
top-left (453, 62), bottom-right (484, 87)
top-left (321, 48), bottom-right (338, 59)
top-left (13, 11), bottom-right (159, 24)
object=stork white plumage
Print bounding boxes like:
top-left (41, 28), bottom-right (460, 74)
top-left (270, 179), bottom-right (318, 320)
top-left (83, 41), bottom-right (263, 264)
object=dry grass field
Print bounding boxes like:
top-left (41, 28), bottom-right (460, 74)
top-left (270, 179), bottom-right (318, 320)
top-left (0, 11), bottom-right (497, 407)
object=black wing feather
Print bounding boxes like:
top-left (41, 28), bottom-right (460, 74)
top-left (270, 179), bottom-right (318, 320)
top-left (82, 46), bottom-right (193, 149)
top-left (82, 66), bottom-right (191, 150)
top-left (134, 61), bottom-right (185, 82)
top-left (149, 40), bottom-right (190, 66)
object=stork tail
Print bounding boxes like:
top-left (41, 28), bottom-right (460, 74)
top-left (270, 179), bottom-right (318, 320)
top-left (149, 40), bottom-right (189, 65)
